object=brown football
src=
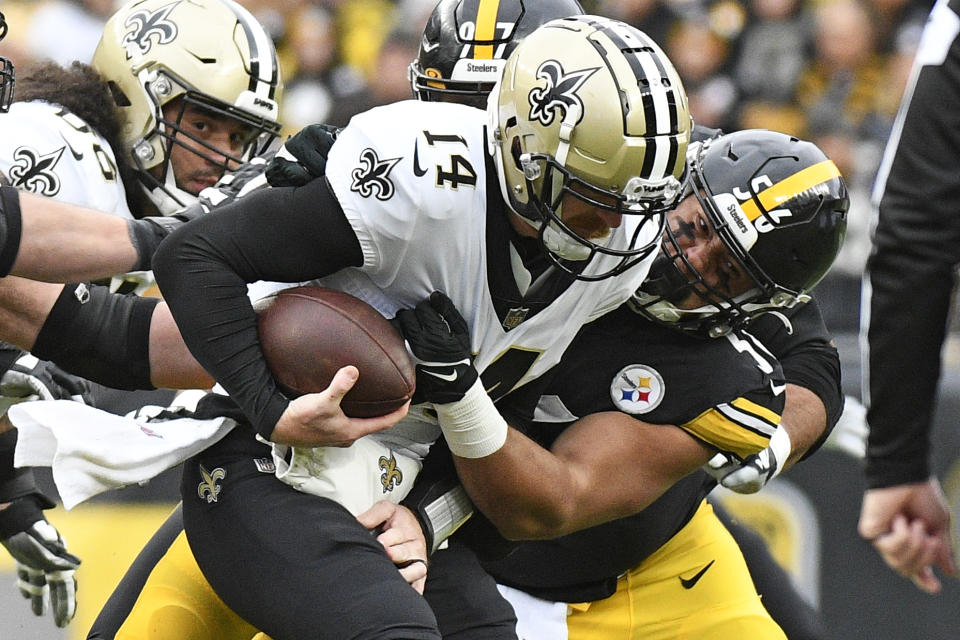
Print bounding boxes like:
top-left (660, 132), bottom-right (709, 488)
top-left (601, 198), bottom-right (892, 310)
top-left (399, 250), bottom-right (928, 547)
top-left (254, 286), bottom-right (415, 417)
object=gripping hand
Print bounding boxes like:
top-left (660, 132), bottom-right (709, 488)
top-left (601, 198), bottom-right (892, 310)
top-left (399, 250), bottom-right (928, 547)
top-left (0, 496), bottom-right (81, 627)
top-left (705, 427), bottom-right (792, 494)
top-left (1, 351), bottom-right (94, 411)
top-left (392, 291), bottom-right (477, 405)
top-left (265, 123), bottom-right (341, 187)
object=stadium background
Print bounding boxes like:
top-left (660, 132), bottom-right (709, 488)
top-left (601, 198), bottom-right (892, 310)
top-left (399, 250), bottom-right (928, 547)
top-left (1, 0), bottom-right (958, 637)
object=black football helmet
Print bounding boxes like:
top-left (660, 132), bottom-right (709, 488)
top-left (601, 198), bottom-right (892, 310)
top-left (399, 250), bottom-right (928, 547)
top-left (409, 0), bottom-right (585, 108)
top-left (0, 12), bottom-right (14, 113)
top-left (631, 129), bottom-right (849, 337)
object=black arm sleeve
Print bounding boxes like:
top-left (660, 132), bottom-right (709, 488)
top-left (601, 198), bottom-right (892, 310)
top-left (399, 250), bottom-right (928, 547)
top-left (749, 298), bottom-right (843, 460)
top-left (0, 185), bottom-right (22, 277)
top-left (152, 178), bottom-right (363, 439)
top-left (863, 11), bottom-right (960, 488)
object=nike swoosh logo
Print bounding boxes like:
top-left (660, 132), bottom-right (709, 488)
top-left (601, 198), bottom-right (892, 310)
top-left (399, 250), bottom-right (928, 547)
top-left (422, 41), bottom-right (439, 52)
top-left (679, 559), bottom-right (715, 589)
top-left (422, 369), bottom-right (459, 382)
top-left (769, 381), bottom-right (786, 396)
top-left (412, 140), bottom-right (428, 177)
top-left (60, 135), bottom-right (83, 161)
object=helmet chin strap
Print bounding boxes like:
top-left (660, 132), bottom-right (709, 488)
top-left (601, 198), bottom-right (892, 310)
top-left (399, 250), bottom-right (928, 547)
top-left (140, 161), bottom-right (198, 214)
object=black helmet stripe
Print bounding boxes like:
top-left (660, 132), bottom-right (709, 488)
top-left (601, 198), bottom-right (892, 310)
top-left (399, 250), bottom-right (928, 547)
top-left (223, 0), bottom-right (279, 99)
top-left (582, 16), bottom-right (681, 180)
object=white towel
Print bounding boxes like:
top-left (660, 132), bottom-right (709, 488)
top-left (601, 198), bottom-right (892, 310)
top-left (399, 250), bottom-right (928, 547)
top-left (10, 398), bottom-right (235, 509)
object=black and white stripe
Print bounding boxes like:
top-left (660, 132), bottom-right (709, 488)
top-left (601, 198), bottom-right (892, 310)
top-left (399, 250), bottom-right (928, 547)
top-left (222, 0), bottom-right (279, 100)
top-left (581, 16), bottom-right (682, 180)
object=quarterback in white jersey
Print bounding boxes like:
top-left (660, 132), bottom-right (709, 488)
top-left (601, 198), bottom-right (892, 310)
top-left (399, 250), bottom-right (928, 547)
top-left (151, 15), bottom-right (693, 640)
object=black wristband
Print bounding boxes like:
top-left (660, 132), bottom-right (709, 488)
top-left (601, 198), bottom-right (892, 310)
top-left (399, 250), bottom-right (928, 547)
top-left (0, 431), bottom-right (54, 507)
top-left (32, 283), bottom-right (158, 390)
top-left (0, 185), bottom-right (23, 277)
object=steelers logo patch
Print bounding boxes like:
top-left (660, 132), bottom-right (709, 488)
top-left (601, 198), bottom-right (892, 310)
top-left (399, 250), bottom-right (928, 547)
top-left (610, 364), bottom-right (665, 414)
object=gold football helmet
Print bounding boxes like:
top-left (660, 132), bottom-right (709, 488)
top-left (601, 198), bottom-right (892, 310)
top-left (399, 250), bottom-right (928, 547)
top-left (92, 0), bottom-right (283, 212)
top-left (488, 15), bottom-right (692, 280)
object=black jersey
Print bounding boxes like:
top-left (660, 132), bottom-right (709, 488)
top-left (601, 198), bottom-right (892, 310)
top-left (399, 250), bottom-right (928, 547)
top-left (483, 305), bottom-right (786, 602)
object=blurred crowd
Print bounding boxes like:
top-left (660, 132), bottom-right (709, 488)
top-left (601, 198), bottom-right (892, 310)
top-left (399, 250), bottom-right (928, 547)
top-left (0, 0), bottom-right (935, 280)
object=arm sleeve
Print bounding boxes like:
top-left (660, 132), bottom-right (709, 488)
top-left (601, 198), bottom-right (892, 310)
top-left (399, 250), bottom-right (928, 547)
top-left (749, 298), bottom-right (843, 459)
top-left (152, 179), bottom-right (363, 439)
top-left (863, 14), bottom-right (960, 488)
top-left (0, 185), bottom-right (22, 277)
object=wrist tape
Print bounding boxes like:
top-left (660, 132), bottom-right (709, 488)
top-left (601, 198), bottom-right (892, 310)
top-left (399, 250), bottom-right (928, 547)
top-left (769, 426), bottom-right (792, 476)
top-left (434, 378), bottom-right (507, 459)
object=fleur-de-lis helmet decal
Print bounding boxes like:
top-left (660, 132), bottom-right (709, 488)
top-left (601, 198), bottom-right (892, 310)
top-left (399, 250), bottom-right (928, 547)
top-left (527, 61), bottom-right (597, 128)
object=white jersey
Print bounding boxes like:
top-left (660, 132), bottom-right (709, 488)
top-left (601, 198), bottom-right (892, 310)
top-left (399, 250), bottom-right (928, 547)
top-left (321, 100), bottom-right (658, 457)
top-left (0, 101), bottom-right (132, 218)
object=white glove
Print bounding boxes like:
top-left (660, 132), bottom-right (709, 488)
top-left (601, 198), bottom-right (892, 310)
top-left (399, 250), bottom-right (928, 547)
top-left (705, 427), bottom-right (792, 494)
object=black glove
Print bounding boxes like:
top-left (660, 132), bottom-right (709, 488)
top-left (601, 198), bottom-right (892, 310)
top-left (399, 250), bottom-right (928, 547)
top-left (392, 291), bottom-right (478, 404)
top-left (265, 123), bottom-right (341, 187)
top-left (0, 351), bottom-right (95, 409)
top-left (0, 496), bottom-right (81, 627)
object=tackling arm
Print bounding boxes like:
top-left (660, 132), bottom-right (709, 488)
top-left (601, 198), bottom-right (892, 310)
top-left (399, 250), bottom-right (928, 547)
top-left (454, 412), bottom-right (712, 540)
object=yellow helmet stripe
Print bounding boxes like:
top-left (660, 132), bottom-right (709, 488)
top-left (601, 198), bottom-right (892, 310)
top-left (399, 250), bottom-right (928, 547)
top-left (740, 159), bottom-right (841, 222)
top-left (473, 0), bottom-right (501, 59)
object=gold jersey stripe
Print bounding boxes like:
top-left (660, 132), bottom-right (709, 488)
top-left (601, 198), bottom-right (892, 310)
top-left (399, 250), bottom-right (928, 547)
top-left (682, 407), bottom-right (772, 459)
top-left (730, 396), bottom-right (780, 426)
top-left (740, 160), bottom-right (841, 222)
top-left (473, 0), bottom-right (500, 59)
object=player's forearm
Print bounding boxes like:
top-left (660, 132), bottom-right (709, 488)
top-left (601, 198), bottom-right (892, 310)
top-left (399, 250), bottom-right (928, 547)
top-left (781, 383), bottom-right (827, 469)
top-left (13, 191), bottom-right (138, 282)
top-left (147, 303), bottom-right (215, 389)
top-left (452, 412), bottom-right (709, 540)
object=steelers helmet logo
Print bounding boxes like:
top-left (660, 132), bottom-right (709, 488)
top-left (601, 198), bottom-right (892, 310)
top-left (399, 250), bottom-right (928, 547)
top-left (610, 364), bottom-right (665, 414)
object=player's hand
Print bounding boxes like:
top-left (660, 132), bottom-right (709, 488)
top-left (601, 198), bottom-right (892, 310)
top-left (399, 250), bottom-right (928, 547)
top-left (0, 496), bottom-right (81, 627)
top-left (271, 366), bottom-right (409, 447)
top-left (393, 291), bottom-right (477, 405)
top-left (357, 500), bottom-right (428, 594)
top-left (265, 123), bottom-right (340, 187)
top-left (704, 427), bottom-right (792, 494)
top-left (0, 351), bottom-right (94, 411)
top-left (858, 478), bottom-right (957, 594)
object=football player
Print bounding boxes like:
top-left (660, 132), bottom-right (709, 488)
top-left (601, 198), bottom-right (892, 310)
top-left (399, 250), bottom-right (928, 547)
top-left (399, 128), bottom-right (847, 639)
top-left (148, 14), bottom-right (691, 638)
top-left (0, 0), bottom-right (282, 628)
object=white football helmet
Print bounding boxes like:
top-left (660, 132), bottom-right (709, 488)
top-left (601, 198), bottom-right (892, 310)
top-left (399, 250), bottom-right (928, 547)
top-left (487, 15), bottom-right (692, 280)
top-left (92, 0), bottom-right (283, 212)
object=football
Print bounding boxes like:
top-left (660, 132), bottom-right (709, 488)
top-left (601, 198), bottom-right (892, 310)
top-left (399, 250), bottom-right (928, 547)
top-left (254, 286), bottom-right (415, 417)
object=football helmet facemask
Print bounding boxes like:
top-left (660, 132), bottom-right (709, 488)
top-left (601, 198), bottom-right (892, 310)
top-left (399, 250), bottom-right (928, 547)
top-left (488, 15), bottom-right (692, 280)
top-left (631, 129), bottom-right (849, 338)
top-left (410, 0), bottom-right (585, 108)
top-left (0, 11), bottom-right (14, 113)
top-left (92, 0), bottom-right (283, 212)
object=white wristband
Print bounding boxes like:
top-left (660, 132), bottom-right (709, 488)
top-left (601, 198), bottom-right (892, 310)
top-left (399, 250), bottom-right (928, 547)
top-left (768, 425), bottom-right (792, 477)
top-left (434, 378), bottom-right (508, 458)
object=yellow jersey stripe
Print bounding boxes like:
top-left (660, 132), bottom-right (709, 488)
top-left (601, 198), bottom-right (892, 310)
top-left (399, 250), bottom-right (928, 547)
top-left (682, 407), bottom-right (773, 459)
top-left (730, 396), bottom-right (781, 425)
top-left (474, 0), bottom-right (500, 59)
top-left (740, 160), bottom-right (841, 222)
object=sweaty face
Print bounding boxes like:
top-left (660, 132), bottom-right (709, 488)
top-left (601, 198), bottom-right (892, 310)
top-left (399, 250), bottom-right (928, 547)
top-left (154, 99), bottom-right (257, 195)
top-left (662, 194), bottom-right (756, 309)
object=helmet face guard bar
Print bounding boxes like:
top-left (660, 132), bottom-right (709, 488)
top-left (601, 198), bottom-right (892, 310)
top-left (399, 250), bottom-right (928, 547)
top-left (525, 152), bottom-right (675, 281)
top-left (690, 150), bottom-right (799, 299)
top-left (137, 75), bottom-right (281, 202)
top-left (409, 62), bottom-right (493, 107)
